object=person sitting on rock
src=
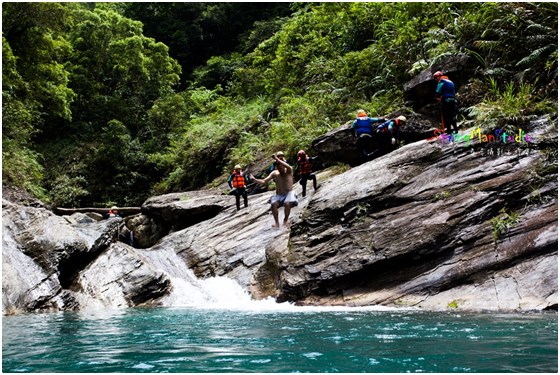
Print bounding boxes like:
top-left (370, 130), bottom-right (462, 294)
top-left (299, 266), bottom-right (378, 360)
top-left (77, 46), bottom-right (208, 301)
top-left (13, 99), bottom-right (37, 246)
top-left (352, 109), bottom-right (386, 160)
top-left (227, 164), bottom-right (251, 211)
top-left (295, 149), bottom-right (318, 197)
top-left (105, 206), bottom-right (121, 219)
top-left (373, 115), bottom-right (406, 155)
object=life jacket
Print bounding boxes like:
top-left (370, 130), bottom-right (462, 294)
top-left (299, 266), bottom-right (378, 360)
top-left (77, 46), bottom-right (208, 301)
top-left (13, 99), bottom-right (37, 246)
top-left (354, 116), bottom-right (373, 136)
top-left (231, 172), bottom-right (246, 188)
top-left (378, 118), bottom-right (402, 135)
top-left (298, 157), bottom-right (313, 175)
top-left (437, 77), bottom-right (455, 98)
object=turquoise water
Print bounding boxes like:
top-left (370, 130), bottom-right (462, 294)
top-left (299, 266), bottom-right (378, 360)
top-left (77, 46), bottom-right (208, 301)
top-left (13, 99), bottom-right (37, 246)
top-left (2, 307), bottom-right (557, 373)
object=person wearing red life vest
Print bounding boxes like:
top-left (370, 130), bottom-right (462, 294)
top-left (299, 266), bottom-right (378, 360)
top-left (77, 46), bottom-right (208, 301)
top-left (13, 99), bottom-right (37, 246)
top-left (227, 164), bottom-right (250, 211)
top-left (104, 205), bottom-right (121, 219)
top-left (433, 71), bottom-right (458, 135)
top-left (295, 150), bottom-right (318, 197)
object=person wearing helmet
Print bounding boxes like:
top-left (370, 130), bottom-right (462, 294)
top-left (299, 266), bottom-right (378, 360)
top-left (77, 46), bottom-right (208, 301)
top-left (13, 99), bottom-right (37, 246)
top-left (268, 150), bottom-right (292, 173)
top-left (433, 71), bottom-right (458, 134)
top-left (374, 115), bottom-right (407, 155)
top-left (295, 150), bottom-right (318, 197)
top-left (352, 109), bottom-right (387, 160)
top-left (227, 164), bottom-right (251, 211)
top-left (105, 205), bottom-right (121, 219)
top-left (250, 152), bottom-right (297, 228)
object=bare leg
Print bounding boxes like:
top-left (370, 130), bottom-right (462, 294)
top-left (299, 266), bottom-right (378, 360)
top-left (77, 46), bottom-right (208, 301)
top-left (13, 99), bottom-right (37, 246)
top-left (271, 203), bottom-right (280, 228)
top-left (283, 203), bottom-right (291, 227)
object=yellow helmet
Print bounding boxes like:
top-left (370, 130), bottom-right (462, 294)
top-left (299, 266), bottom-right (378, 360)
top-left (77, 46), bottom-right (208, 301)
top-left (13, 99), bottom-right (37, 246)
top-left (234, 164), bottom-right (242, 170)
top-left (397, 115), bottom-right (407, 123)
top-left (357, 109), bottom-right (367, 117)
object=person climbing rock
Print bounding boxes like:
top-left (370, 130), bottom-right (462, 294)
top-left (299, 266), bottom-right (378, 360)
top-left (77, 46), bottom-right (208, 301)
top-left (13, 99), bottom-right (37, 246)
top-left (295, 149), bottom-right (318, 197)
top-left (250, 151), bottom-right (297, 228)
top-left (433, 71), bottom-right (458, 135)
top-left (227, 164), bottom-right (251, 211)
top-left (352, 109), bottom-right (386, 160)
top-left (374, 115), bottom-right (406, 156)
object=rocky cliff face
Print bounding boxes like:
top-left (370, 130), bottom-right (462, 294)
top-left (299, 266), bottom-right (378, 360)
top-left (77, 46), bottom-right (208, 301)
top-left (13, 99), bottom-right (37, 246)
top-left (3, 116), bottom-right (557, 314)
top-left (260, 117), bottom-right (557, 311)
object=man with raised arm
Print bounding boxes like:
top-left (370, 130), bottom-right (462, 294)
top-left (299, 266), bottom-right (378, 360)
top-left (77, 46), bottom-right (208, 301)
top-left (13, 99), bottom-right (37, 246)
top-left (251, 151), bottom-right (298, 228)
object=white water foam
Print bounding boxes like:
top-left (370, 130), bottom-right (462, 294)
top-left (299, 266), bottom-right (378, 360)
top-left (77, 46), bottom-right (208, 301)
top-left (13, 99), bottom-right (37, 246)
top-left (92, 246), bottom-right (411, 313)
top-left (160, 274), bottom-right (407, 313)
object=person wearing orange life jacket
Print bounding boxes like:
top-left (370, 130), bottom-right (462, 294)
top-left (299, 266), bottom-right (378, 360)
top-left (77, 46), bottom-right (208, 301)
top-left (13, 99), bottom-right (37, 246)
top-left (374, 115), bottom-right (407, 155)
top-left (227, 164), bottom-right (250, 210)
top-left (295, 150), bottom-right (318, 197)
top-left (104, 206), bottom-right (121, 219)
top-left (352, 109), bottom-right (386, 160)
top-left (433, 71), bottom-right (458, 135)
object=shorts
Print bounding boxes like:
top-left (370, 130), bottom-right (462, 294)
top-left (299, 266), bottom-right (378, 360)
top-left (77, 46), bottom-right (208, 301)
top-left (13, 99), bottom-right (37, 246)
top-left (270, 191), bottom-right (298, 207)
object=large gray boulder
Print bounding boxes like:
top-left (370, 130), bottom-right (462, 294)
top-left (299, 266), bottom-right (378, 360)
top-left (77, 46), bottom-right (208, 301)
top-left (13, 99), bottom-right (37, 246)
top-left (2, 201), bottom-right (171, 313)
top-left (149, 187), bottom-right (308, 289)
top-left (404, 53), bottom-right (475, 112)
top-left (255, 116), bottom-right (558, 311)
top-left (142, 190), bottom-right (231, 232)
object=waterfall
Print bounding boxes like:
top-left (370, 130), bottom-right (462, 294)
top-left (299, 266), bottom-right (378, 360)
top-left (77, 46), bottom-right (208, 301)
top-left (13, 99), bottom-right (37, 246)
top-left (134, 247), bottom-right (285, 310)
top-left (132, 247), bottom-right (403, 312)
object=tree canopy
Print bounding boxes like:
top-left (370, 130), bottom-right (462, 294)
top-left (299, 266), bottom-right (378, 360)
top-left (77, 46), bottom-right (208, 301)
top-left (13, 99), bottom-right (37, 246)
top-left (2, 2), bottom-right (557, 207)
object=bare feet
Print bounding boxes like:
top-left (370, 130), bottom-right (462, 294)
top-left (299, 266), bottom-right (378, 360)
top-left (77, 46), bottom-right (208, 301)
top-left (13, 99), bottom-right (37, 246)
top-left (283, 220), bottom-right (290, 228)
top-left (272, 223), bottom-right (280, 229)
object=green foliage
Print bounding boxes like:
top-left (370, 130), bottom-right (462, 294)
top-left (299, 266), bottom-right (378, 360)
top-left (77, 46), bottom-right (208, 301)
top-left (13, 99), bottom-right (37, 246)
top-left (156, 96), bottom-right (270, 192)
top-left (2, 141), bottom-right (47, 200)
top-left (490, 208), bottom-right (521, 241)
top-left (191, 53), bottom-right (245, 89)
top-left (330, 163), bottom-right (352, 176)
top-left (2, 3), bottom-right (75, 125)
top-left (467, 77), bottom-right (556, 134)
top-left (68, 7), bottom-right (181, 130)
top-left (124, 3), bottom-right (291, 81)
top-left (460, 3), bottom-right (557, 86)
top-left (433, 191), bottom-right (451, 201)
top-left (447, 300), bottom-right (460, 309)
top-left (228, 132), bottom-right (265, 171)
top-left (49, 175), bottom-right (89, 207)
top-left (2, 2), bottom-right (557, 207)
top-left (2, 24), bottom-right (50, 197)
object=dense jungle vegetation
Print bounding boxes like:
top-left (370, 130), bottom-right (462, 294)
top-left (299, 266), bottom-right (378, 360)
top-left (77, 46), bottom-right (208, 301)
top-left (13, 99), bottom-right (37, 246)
top-left (2, 2), bottom-right (557, 207)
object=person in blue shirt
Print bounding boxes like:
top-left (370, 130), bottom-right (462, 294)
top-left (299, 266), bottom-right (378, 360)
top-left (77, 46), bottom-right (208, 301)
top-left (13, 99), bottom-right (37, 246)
top-left (433, 71), bottom-right (458, 134)
top-left (352, 109), bottom-right (386, 160)
top-left (374, 115), bottom-right (406, 155)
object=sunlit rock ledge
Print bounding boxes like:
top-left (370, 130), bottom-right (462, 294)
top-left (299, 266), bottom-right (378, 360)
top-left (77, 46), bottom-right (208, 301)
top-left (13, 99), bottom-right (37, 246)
top-left (2, 116), bottom-right (557, 314)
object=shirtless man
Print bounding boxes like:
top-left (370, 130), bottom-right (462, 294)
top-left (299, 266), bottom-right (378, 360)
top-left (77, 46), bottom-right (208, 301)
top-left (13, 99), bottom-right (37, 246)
top-left (251, 151), bottom-right (298, 228)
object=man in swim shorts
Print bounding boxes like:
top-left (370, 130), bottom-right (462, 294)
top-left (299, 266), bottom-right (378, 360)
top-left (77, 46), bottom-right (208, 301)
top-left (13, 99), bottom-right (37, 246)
top-left (251, 151), bottom-right (298, 228)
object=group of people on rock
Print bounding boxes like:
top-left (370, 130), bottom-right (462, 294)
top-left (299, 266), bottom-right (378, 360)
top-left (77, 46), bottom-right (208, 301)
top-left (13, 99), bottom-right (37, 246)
top-left (229, 70), bottom-right (457, 227)
top-left (227, 150), bottom-right (318, 228)
top-left (352, 111), bottom-right (408, 161)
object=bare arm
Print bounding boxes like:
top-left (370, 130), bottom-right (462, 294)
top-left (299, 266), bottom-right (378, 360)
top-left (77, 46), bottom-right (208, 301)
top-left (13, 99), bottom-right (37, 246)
top-left (273, 154), bottom-right (292, 172)
top-left (251, 171), bottom-right (276, 185)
